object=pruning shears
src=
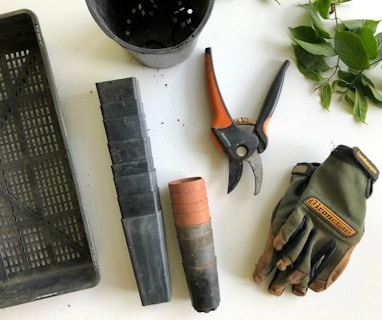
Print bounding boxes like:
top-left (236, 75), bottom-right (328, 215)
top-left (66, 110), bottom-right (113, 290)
top-left (205, 47), bottom-right (289, 195)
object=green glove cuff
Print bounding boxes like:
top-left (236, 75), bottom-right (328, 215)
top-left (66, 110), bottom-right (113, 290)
top-left (331, 145), bottom-right (379, 198)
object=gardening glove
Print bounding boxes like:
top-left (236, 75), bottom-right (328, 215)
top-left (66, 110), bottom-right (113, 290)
top-left (256, 145), bottom-right (379, 296)
top-left (253, 162), bottom-right (319, 292)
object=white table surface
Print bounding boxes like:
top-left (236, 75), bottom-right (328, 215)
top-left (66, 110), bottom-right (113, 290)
top-left (1, 0), bottom-right (382, 319)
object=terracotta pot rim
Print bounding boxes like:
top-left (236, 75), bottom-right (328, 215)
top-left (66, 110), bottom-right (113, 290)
top-left (168, 176), bottom-right (205, 193)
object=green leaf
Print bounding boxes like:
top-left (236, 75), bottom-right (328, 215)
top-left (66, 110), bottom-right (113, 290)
top-left (367, 86), bottom-right (382, 107)
top-left (358, 27), bottom-right (378, 59)
top-left (332, 78), bottom-right (353, 91)
top-left (293, 44), bottom-right (331, 73)
top-left (339, 72), bottom-right (382, 107)
top-left (361, 74), bottom-right (382, 106)
top-left (332, 80), bottom-right (342, 92)
top-left (294, 38), bottom-right (336, 56)
top-left (345, 89), bottom-right (356, 105)
top-left (361, 20), bottom-right (380, 33)
top-left (290, 26), bottom-right (323, 43)
top-left (308, 3), bottom-right (331, 38)
top-left (319, 83), bottom-right (332, 109)
top-left (337, 80), bottom-right (353, 89)
top-left (296, 62), bottom-right (324, 81)
top-left (341, 19), bottom-right (380, 33)
top-left (290, 26), bottom-right (335, 56)
top-left (334, 31), bottom-right (370, 70)
top-left (338, 70), bottom-right (357, 83)
top-left (360, 73), bottom-right (374, 87)
top-left (315, 0), bottom-right (331, 19)
top-left (353, 88), bottom-right (368, 122)
top-left (375, 32), bottom-right (382, 56)
top-left (289, 1), bottom-right (381, 122)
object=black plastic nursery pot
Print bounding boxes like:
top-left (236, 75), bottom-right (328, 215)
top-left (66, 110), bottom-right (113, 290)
top-left (86, 0), bottom-right (214, 68)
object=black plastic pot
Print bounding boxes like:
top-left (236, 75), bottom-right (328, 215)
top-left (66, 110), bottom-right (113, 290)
top-left (86, 0), bottom-right (214, 68)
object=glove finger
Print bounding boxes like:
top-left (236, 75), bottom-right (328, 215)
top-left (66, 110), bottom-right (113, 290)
top-left (292, 280), bottom-right (309, 296)
top-left (309, 244), bottom-right (356, 292)
top-left (268, 269), bottom-right (290, 296)
top-left (274, 216), bottom-right (311, 271)
top-left (309, 239), bottom-right (337, 284)
top-left (280, 230), bottom-right (318, 297)
top-left (273, 208), bottom-right (312, 251)
top-left (254, 190), bottom-right (311, 283)
top-left (253, 227), bottom-right (278, 284)
top-left (289, 238), bottom-right (336, 296)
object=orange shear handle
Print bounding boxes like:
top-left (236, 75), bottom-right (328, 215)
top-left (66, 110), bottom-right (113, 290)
top-left (205, 47), bottom-right (233, 131)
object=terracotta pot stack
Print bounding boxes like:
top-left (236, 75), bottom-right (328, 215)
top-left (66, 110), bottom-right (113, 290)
top-left (168, 177), bottom-right (220, 313)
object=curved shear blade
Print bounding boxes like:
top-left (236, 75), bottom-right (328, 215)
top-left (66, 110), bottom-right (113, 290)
top-left (228, 160), bottom-right (243, 193)
top-left (247, 151), bottom-right (263, 195)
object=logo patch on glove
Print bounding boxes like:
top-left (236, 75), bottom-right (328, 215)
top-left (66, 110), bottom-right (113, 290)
top-left (304, 197), bottom-right (357, 237)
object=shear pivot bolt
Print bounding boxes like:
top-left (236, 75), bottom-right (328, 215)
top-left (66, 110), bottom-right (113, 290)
top-left (236, 146), bottom-right (248, 158)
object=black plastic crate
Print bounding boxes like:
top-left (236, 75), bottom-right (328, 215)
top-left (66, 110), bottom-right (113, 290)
top-left (0, 10), bottom-right (99, 308)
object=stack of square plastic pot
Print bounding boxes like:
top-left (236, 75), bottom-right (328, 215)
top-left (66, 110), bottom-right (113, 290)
top-left (96, 77), bottom-right (171, 306)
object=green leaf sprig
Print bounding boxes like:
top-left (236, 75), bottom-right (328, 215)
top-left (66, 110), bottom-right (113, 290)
top-left (290, 0), bottom-right (382, 122)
